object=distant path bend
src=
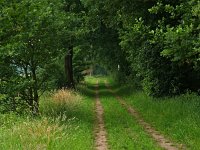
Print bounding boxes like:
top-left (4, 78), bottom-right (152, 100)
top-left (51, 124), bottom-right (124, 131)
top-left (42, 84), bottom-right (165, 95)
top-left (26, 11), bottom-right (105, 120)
top-left (104, 80), bottom-right (185, 150)
top-left (94, 81), bottom-right (108, 150)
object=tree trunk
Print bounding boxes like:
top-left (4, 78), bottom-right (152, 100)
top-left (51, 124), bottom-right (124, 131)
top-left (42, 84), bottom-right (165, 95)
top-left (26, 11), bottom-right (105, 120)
top-left (65, 46), bottom-right (75, 89)
top-left (24, 66), bottom-right (34, 112)
top-left (31, 66), bottom-right (39, 115)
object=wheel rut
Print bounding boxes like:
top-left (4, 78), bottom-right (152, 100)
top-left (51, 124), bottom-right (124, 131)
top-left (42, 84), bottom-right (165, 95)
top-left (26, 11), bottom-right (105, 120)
top-left (94, 81), bottom-right (108, 150)
top-left (104, 81), bottom-right (185, 150)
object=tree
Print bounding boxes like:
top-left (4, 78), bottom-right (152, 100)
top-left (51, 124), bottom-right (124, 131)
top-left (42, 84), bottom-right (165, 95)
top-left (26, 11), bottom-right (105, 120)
top-left (62, 0), bottom-right (88, 89)
top-left (85, 0), bottom-right (200, 96)
top-left (0, 0), bottom-right (65, 114)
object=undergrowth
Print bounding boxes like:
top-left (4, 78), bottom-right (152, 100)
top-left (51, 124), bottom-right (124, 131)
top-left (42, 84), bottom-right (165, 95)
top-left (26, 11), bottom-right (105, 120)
top-left (0, 86), bottom-right (95, 150)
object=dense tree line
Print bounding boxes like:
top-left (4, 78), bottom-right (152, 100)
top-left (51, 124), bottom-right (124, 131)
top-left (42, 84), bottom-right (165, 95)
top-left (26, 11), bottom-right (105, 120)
top-left (86, 0), bottom-right (200, 96)
top-left (0, 0), bottom-right (199, 114)
top-left (0, 0), bottom-right (89, 114)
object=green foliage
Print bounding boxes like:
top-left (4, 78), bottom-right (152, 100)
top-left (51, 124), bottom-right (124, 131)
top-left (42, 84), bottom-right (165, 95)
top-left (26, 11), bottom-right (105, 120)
top-left (82, 0), bottom-right (200, 96)
top-left (1, 0), bottom-right (200, 113)
top-left (0, 0), bottom-right (66, 113)
top-left (161, 1), bottom-right (200, 70)
top-left (118, 0), bottom-right (200, 96)
top-left (73, 46), bottom-right (91, 83)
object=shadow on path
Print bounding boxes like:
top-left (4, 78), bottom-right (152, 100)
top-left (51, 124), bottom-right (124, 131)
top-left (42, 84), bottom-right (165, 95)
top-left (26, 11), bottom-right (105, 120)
top-left (80, 81), bottom-right (137, 99)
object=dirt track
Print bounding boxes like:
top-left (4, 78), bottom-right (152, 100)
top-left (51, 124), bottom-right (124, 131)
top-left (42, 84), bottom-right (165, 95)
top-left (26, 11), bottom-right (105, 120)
top-left (104, 80), bottom-right (185, 150)
top-left (94, 81), bottom-right (108, 150)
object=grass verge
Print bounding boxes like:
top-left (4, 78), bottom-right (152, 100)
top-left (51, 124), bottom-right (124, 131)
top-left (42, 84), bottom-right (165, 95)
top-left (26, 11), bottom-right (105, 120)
top-left (0, 82), bottom-right (95, 150)
top-left (97, 80), bottom-right (162, 150)
top-left (114, 81), bottom-right (200, 150)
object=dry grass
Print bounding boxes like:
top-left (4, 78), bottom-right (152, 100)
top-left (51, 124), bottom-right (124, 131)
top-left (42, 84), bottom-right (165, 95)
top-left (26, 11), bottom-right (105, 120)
top-left (52, 89), bottom-right (81, 106)
top-left (0, 116), bottom-right (77, 150)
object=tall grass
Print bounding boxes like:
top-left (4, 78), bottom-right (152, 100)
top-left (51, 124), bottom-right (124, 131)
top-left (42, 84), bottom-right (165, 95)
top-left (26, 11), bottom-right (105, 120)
top-left (0, 87), bottom-right (95, 150)
top-left (52, 89), bottom-right (81, 105)
top-left (0, 115), bottom-right (76, 149)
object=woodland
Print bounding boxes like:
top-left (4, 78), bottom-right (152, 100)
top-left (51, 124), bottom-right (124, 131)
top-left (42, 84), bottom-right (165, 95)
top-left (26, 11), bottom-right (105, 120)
top-left (0, 0), bottom-right (200, 149)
